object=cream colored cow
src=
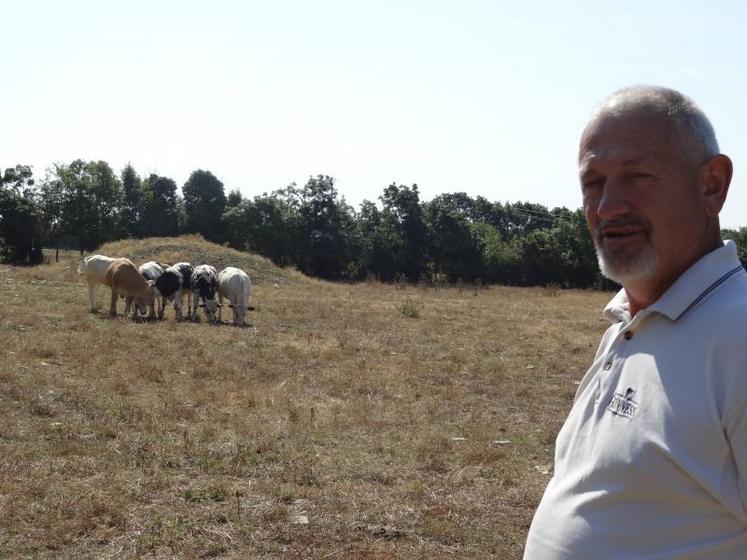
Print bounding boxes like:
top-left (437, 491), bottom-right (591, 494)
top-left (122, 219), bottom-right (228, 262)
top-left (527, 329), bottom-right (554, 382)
top-left (78, 254), bottom-right (115, 312)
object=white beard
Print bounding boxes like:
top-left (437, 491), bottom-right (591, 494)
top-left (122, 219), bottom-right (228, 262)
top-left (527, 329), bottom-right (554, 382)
top-left (595, 239), bottom-right (659, 285)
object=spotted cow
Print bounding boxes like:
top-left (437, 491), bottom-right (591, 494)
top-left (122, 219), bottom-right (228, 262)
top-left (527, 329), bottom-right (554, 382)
top-left (154, 262), bottom-right (194, 320)
top-left (138, 261), bottom-right (166, 317)
top-left (191, 264), bottom-right (220, 323)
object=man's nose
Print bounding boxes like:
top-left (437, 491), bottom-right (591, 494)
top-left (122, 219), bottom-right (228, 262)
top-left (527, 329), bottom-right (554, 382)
top-left (596, 180), bottom-right (632, 220)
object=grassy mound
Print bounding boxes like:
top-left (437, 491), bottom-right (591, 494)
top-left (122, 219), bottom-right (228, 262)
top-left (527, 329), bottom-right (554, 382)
top-left (99, 235), bottom-right (298, 285)
top-left (30, 235), bottom-right (299, 285)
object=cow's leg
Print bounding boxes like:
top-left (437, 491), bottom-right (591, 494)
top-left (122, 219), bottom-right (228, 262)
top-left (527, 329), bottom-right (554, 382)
top-left (235, 300), bottom-right (243, 326)
top-left (109, 288), bottom-right (118, 316)
top-left (88, 280), bottom-right (97, 312)
top-left (174, 290), bottom-right (182, 321)
top-left (124, 296), bottom-right (133, 316)
top-left (191, 291), bottom-right (198, 321)
top-left (218, 294), bottom-right (223, 323)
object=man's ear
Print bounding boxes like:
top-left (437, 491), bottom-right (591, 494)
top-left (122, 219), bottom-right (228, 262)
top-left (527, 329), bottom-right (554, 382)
top-left (701, 154), bottom-right (732, 218)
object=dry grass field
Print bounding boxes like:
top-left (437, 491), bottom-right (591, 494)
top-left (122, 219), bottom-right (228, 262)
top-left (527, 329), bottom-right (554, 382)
top-left (0, 236), bottom-right (611, 559)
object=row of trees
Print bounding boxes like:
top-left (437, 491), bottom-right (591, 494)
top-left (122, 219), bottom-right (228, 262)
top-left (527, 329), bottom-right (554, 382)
top-left (2, 161), bottom-right (745, 288)
top-left (221, 179), bottom-right (603, 287)
top-left (0, 161), bottom-right (226, 263)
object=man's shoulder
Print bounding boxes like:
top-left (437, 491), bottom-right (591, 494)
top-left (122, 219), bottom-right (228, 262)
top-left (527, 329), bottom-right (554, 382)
top-left (685, 270), bottom-right (747, 351)
top-left (699, 268), bottom-right (747, 320)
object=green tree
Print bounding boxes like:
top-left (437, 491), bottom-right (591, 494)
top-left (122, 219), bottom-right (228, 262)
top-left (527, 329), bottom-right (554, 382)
top-left (222, 193), bottom-right (300, 266)
top-left (353, 200), bottom-right (400, 281)
top-left (1, 165), bottom-right (35, 194)
top-left (38, 169), bottom-right (64, 260)
top-left (518, 209), bottom-right (599, 287)
top-left (182, 169), bottom-right (227, 242)
top-left (473, 222), bottom-right (521, 284)
top-left (0, 165), bottom-right (43, 264)
top-left (226, 188), bottom-right (243, 208)
top-left (221, 204), bottom-right (251, 251)
top-left (286, 175), bottom-right (356, 280)
top-left (723, 227), bottom-right (747, 267)
top-left (423, 194), bottom-right (484, 281)
top-left (380, 183), bottom-right (427, 281)
top-left (141, 174), bottom-right (180, 237)
top-left (504, 201), bottom-right (554, 239)
top-left (120, 163), bottom-right (142, 237)
top-left (472, 198), bottom-right (512, 241)
top-left (87, 160), bottom-right (122, 245)
top-left (38, 160), bottom-right (122, 254)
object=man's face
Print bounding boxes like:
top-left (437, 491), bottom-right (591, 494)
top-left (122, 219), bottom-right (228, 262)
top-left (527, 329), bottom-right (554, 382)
top-left (579, 111), bottom-right (707, 289)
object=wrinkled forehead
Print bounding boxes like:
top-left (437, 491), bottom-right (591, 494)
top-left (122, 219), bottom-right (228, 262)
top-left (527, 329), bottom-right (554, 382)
top-left (579, 110), bottom-right (682, 170)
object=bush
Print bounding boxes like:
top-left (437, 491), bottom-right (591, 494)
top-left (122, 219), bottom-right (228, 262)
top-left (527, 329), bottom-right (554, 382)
top-left (398, 296), bottom-right (420, 318)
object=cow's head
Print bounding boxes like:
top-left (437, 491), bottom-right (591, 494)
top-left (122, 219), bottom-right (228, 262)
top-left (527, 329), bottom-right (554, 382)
top-left (227, 303), bottom-right (255, 326)
top-left (135, 281), bottom-right (157, 318)
top-left (199, 299), bottom-right (221, 323)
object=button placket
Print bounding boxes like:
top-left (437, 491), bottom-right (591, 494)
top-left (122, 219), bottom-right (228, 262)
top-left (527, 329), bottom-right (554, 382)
top-left (595, 349), bottom-right (615, 407)
top-left (598, 327), bottom-right (628, 409)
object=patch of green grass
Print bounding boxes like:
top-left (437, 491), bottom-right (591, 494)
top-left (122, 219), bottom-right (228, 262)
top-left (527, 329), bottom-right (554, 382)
top-left (398, 296), bottom-right (421, 318)
top-left (184, 486), bottom-right (228, 503)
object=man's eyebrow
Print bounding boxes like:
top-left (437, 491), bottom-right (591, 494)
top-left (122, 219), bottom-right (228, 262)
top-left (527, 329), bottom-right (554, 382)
top-left (620, 157), bottom-right (646, 167)
top-left (579, 171), bottom-right (597, 181)
top-left (579, 155), bottom-right (651, 175)
top-left (578, 164), bottom-right (599, 179)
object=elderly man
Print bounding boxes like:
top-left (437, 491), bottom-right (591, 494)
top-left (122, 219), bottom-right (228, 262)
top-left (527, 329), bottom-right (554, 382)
top-left (524, 85), bottom-right (747, 559)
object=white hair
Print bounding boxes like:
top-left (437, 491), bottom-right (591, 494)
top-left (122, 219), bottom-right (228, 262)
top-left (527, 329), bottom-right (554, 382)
top-left (590, 85), bottom-right (719, 165)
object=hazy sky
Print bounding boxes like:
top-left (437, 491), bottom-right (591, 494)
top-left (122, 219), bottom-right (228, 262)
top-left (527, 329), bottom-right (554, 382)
top-left (3, 0), bottom-right (746, 227)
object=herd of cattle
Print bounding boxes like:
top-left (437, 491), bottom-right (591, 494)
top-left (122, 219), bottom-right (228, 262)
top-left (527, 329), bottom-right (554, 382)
top-left (78, 255), bottom-right (254, 326)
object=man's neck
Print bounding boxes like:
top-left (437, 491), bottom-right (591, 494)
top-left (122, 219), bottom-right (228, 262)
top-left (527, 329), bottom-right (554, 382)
top-left (624, 238), bottom-right (724, 317)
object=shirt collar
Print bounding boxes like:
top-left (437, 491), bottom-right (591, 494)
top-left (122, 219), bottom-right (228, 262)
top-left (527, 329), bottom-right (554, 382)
top-left (603, 240), bottom-right (744, 324)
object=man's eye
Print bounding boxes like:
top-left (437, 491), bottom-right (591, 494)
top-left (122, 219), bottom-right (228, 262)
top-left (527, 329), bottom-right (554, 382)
top-left (582, 179), bottom-right (603, 191)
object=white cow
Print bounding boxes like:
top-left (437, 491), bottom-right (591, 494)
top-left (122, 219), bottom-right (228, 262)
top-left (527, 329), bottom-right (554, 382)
top-left (78, 254), bottom-right (115, 312)
top-left (217, 267), bottom-right (253, 326)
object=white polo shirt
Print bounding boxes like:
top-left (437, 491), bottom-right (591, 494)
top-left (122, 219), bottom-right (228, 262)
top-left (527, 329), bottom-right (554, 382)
top-left (524, 241), bottom-right (747, 560)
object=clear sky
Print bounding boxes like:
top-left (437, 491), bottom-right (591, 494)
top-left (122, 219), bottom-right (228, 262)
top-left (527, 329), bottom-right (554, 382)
top-left (2, 0), bottom-right (746, 228)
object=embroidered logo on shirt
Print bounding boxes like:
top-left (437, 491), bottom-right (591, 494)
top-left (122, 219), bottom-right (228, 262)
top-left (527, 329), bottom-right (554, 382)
top-left (606, 387), bottom-right (638, 419)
